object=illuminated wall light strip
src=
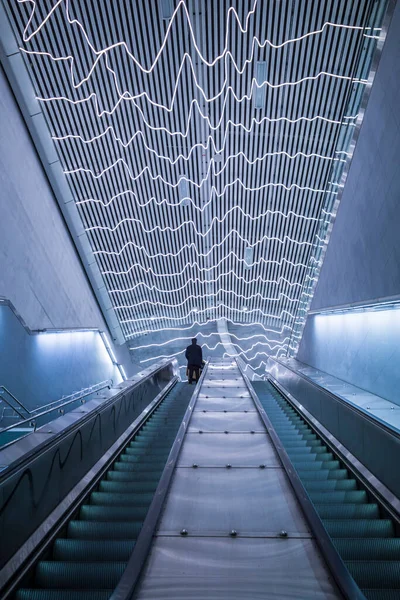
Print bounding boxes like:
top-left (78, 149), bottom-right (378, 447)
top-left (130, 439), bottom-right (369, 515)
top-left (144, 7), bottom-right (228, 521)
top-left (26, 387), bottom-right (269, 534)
top-left (99, 331), bottom-right (126, 380)
top-left (129, 333), bottom-right (290, 351)
top-left (85, 205), bottom-right (326, 238)
top-left (97, 231), bottom-right (315, 264)
top-left (120, 305), bottom-right (297, 326)
top-left (109, 272), bottom-right (306, 295)
top-left (114, 289), bottom-right (299, 311)
top-left (103, 252), bottom-right (315, 278)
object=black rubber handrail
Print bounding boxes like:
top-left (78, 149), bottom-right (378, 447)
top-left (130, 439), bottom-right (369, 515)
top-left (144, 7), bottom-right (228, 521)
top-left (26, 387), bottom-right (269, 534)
top-left (110, 360), bottom-right (210, 600)
top-left (236, 358), bottom-right (366, 600)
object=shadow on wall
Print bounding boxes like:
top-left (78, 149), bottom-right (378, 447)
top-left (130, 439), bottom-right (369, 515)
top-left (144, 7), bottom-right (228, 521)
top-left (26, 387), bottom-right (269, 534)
top-left (297, 306), bottom-right (400, 406)
top-left (0, 304), bottom-right (122, 410)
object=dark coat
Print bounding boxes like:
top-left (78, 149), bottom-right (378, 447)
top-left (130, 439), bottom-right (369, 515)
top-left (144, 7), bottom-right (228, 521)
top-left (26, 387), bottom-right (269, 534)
top-left (185, 342), bottom-right (203, 367)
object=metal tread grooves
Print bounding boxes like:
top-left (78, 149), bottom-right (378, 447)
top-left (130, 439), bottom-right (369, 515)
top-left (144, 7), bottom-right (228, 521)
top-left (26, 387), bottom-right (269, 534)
top-left (253, 380), bottom-right (400, 600)
top-left (14, 383), bottom-right (192, 600)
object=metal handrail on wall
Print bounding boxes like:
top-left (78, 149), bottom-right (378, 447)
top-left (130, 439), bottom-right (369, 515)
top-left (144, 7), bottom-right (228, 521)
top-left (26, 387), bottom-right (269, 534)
top-left (0, 380), bottom-right (112, 435)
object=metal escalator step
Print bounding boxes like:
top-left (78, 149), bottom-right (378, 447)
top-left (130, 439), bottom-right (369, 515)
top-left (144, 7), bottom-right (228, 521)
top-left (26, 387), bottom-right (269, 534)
top-left (285, 445), bottom-right (326, 455)
top-left (68, 521), bottom-right (142, 540)
top-left (53, 539), bottom-right (135, 561)
top-left (296, 469), bottom-right (348, 480)
top-left (106, 471), bottom-right (160, 482)
top-left (99, 481), bottom-right (157, 494)
top-left (333, 539), bottom-right (400, 561)
top-left (119, 454), bottom-right (167, 465)
top-left (346, 561), bottom-right (400, 589)
top-left (315, 503), bottom-right (379, 519)
top-left (278, 433), bottom-right (317, 441)
top-left (288, 452), bottom-right (334, 462)
top-left (308, 490), bottom-right (367, 504)
top-left (361, 590), bottom-right (400, 600)
top-left (293, 460), bottom-right (340, 471)
top-left (304, 479), bottom-right (358, 491)
top-left (124, 447), bottom-right (168, 456)
top-left (35, 561), bottom-right (126, 589)
top-left (80, 505), bottom-right (148, 521)
top-left (17, 591), bottom-right (113, 600)
top-left (113, 462), bottom-right (163, 472)
top-left (283, 439), bottom-right (323, 448)
top-left (323, 519), bottom-right (394, 538)
top-left (90, 492), bottom-right (154, 506)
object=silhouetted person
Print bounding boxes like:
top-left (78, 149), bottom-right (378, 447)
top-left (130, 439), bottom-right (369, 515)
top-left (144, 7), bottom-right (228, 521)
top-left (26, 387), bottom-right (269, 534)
top-left (185, 338), bottom-right (203, 384)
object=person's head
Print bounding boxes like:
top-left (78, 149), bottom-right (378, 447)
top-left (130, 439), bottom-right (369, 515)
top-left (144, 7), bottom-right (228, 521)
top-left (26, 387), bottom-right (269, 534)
top-left (191, 338), bottom-right (197, 345)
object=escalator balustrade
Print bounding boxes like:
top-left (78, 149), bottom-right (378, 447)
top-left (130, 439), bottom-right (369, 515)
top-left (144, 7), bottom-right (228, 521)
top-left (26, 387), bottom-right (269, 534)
top-left (15, 382), bottom-right (192, 600)
top-left (253, 381), bottom-right (400, 600)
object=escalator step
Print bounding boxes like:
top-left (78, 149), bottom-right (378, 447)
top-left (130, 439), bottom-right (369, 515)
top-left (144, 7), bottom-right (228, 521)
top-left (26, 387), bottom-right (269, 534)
top-left (333, 538), bottom-right (400, 561)
top-left (90, 492), bottom-right (154, 506)
top-left (17, 591), bottom-right (113, 600)
top-left (80, 505), bottom-right (148, 521)
top-left (315, 503), bottom-right (379, 519)
top-left (98, 481), bottom-right (157, 494)
top-left (53, 539), bottom-right (135, 561)
top-left (119, 454), bottom-right (166, 465)
top-left (323, 519), bottom-right (394, 538)
top-left (292, 460), bottom-right (340, 471)
top-left (113, 462), bottom-right (163, 472)
top-left (346, 561), bottom-right (400, 589)
top-left (304, 479), bottom-right (357, 491)
top-left (296, 469), bottom-right (348, 480)
top-left (68, 521), bottom-right (142, 540)
top-left (35, 562), bottom-right (126, 589)
top-left (308, 490), bottom-right (367, 504)
top-left (361, 590), bottom-right (400, 600)
top-left (106, 471), bottom-right (160, 482)
top-left (288, 452), bottom-right (334, 462)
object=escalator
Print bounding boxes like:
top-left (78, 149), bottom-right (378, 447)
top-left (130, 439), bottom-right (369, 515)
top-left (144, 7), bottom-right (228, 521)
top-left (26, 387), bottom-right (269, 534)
top-left (252, 380), bottom-right (400, 600)
top-left (13, 381), bottom-right (193, 600)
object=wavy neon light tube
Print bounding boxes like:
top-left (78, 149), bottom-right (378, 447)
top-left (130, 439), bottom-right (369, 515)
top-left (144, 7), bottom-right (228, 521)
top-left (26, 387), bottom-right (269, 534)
top-left (102, 252), bottom-right (314, 278)
top-left (114, 289), bottom-right (299, 311)
top-left (109, 272), bottom-right (306, 296)
top-left (129, 332), bottom-right (290, 351)
top-left (126, 318), bottom-right (291, 340)
top-left (20, 0), bottom-right (374, 110)
top-left (65, 149), bottom-right (345, 189)
top-left (86, 204), bottom-right (327, 239)
top-left (119, 304), bottom-right (297, 326)
top-left (139, 340), bottom-right (287, 364)
top-left (97, 230), bottom-right (315, 265)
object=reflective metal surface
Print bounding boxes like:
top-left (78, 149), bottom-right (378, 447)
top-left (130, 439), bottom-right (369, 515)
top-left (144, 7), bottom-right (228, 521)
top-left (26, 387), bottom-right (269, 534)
top-left (195, 397), bottom-right (255, 411)
top-left (189, 412), bottom-right (264, 432)
top-left (158, 468), bottom-right (311, 535)
top-left (199, 387), bottom-right (248, 397)
top-left (178, 433), bottom-right (280, 467)
top-left (134, 537), bottom-right (340, 599)
top-left (133, 359), bottom-right (343, 599)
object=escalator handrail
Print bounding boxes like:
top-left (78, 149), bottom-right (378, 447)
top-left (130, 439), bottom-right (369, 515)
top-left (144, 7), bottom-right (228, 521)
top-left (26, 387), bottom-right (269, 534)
top-left (235, 358), bottom-right (367, 600)
top-left (0, 376), bottom-right (180, 598)
top-left (0, 379), bottom-right (113, 435)
top-left (110, 359), bottom-right (210, 600)
top-left (267, 355), bottom-right (400, 439)
top-left (0, 359), bottom-right (177, 484)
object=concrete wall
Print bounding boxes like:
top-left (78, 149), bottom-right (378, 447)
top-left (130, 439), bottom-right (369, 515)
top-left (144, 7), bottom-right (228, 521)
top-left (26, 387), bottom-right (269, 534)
top-left (0, 65), bottom-right (109, 331)
top-left (298, 3), bottom-right (400, 402)
top-left (309, 3), bottom-right (400, 312)
top-left (0, 304), bottom-right (121, 410)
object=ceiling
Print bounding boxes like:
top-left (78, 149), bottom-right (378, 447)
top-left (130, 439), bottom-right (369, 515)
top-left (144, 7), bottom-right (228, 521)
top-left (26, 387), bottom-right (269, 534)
top-left (3, 0), bottom-right (388, 360)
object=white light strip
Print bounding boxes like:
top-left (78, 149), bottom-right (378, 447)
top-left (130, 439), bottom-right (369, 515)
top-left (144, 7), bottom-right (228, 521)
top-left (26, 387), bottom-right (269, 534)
top-left (114, 289), bottom-right (299, 310)
top-left (103, 253), bottom-right (317, 278)
top-left (120, 305), bottom-right (297, 326)
top-left (127, 319), bottom-right (292, 339)
top-left (130, 332), bottom-right (289, 351)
